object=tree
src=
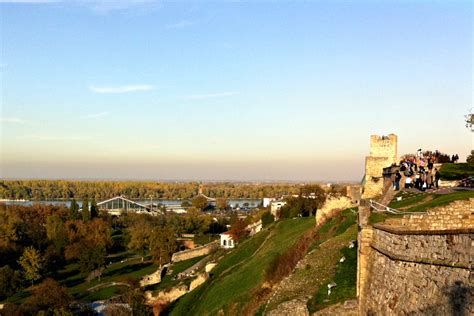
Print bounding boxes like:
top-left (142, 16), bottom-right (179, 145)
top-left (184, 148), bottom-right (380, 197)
top-left (45, 215), bottom-right (67, 252)
top-left (467, 150), bottom-right (474, 164)
top-left (69, 199), bottom-right (79, 220)
top-left (90, 198), bottom-right (98, 219)
top-left (227, 219), bottom-right (248, 242)
top-left (0, 265), bottom-right (22, 299)
top-left (82, 198), bottom-right (90, 222)
top-left (18, 246), bottom-right (44, 285)
top-left (128, 222), bottom-right (152, 262)
top-left (261, 211), bottom-right (275, 227)
top-left (150, 227), bottom-right (176, 266)
top-left (192, 195), bottom-right (209, 211)
top-left (216, 198), bottom-right (228, 210)
top-left (23, 278), bottom-right (71, 314)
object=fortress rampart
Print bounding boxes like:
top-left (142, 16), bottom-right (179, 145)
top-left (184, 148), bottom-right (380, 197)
top-left (357, 134), bottom-right (473, 315)
top-left (358, 199), bottom-right (473, 315)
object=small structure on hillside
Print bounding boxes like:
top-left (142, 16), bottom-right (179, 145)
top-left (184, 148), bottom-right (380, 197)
top-left (270, 200), bottom-right (287, 219)
top-left (220, 232), bottom-right (235, 249)
top-left (246, 220), bottom-right (263, 236)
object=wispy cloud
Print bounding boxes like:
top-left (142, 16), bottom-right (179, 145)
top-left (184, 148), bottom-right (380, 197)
top-left (80, 111), bottom-right (109, 119)
top-left (183, 92), bottom-right (239, 100)
top-left (89, 85), bottom-right (154, 94)
top-left (165, 20), bottom-right (194, 29)
top-left (0, 117), bottom-right (29, 125)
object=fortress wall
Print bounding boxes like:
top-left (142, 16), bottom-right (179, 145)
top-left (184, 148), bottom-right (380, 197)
top-left (358, 200), bottom-right (474, 315)
top-left (171, 241), bottom-right (218, 263)
top-left (363, 247), bottom-right (472, 315)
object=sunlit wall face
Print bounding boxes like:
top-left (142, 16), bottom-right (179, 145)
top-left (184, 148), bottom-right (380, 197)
top-left (0, 1), bottom-right (472, 181)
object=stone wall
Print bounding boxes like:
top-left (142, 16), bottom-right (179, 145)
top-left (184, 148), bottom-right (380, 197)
top-left (315, 195), bottom-right (355, 226)
top-left (363, 247), bottom-right (472, 315)
top-left (357, 199), bottom-right (474, 315)
top-left (171, 241), bottom-right (218, 263)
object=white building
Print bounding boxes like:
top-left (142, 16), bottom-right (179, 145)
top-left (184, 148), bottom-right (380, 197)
top-left (270, 200), bottom-right (287, 218)
top-left (263, 197), bottom-right (276, 208)
top-left (220, 232), bottom-right (235, 249)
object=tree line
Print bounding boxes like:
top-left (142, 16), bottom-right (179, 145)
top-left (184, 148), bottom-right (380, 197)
top-left (0, 200), bottom-right (229, 314)
top-left (0, 180), bottom-right (311, 201)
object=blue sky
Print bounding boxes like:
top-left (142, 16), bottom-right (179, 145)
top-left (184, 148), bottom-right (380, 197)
top-left (0, 0), bottom-right (472, 181)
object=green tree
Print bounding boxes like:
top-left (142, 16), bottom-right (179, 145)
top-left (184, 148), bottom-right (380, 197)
top-left (46, 215), bottom-right (67, 252)
top-left (18, 246), bottom-right (44, 285)
top-left (467, 150), bottom-right (474, 164)
top-left (261, 211), bottom-right (275, 227)
top-left (81, 198), bottom-right (90, 222)
top-left (90, 198), bottom-right (98, 219)
top-left (69, 199), bottom-right (79, 220)
top-left (150, 227), bottom-right (176, 266)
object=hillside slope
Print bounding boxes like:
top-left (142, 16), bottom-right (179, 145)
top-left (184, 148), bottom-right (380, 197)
top-left (167, 217), bottom-right (316, 315)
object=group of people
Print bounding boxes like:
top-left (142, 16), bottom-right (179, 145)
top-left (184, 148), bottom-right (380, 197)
top-left (392, 150), bottom-right (442, 191)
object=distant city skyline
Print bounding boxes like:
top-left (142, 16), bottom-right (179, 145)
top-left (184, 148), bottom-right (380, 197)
top-left (1, 1), bottom-right (472, 181)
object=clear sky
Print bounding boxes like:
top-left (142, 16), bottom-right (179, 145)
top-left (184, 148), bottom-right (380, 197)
top-left (0, 0), bottom-right (472, 181)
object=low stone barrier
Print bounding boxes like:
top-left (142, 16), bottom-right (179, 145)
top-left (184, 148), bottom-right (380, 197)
top-left (171, 241), bottom-right (218, 263)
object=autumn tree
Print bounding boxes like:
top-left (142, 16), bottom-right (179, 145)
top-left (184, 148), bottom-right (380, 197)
top-left (216, 198), bottom-right (228, 210)
top-left (192, 195), bottom-right (209, 211)
top-left (23, 278), bottom-right (71, 314)
top-left (90, 198), bottom-right (98, 219)
top-left (82, 198), bottom-right (90, 222)
top-left (150, 227), bottom-right (176, 266)
top-left (0, 265), bottom-right (22, 299)
top-left (69, 199), bottom-right (79, 220)
top-left (128, 221), bottom-right (152, 262)
top-left (227, 218), bottom-right (248, 242)
top-left (18, 246), bottom-right (44, 285)
top-left (45, 215), bottom-right (67, 252)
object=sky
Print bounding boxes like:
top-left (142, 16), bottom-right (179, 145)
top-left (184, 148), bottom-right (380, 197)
top-left (0, 0), bottom-right (472, 181)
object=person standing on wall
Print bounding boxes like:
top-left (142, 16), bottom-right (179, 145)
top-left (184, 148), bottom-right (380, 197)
top-left (394, 170), bottom-right (402, 191)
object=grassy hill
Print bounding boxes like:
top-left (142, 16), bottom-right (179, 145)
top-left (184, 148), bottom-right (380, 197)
top-left (167, 217), bottom-right (316, 315)
top-left (439, 163), bottom-right (474, 180)
top-left (369, 189), bottom-right (474, 224)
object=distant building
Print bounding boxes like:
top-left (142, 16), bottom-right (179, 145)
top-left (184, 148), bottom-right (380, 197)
top-left (220, 232), bottom-right (235, 249)
top-left (270, 200), bottom-right (287, 218)
top-left (263, 197), bottom-right (276, 208)
top-left (83, 196), bottom-right (154, 216)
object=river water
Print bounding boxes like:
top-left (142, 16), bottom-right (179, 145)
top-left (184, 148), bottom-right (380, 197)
top-left (2, 198), bottom-right (263, 209)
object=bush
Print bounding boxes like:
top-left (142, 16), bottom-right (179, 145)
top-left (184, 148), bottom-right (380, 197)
top-left (261, 212), bottom-right (274, 227)
top-left (265, 228), bottom-right (316, 284)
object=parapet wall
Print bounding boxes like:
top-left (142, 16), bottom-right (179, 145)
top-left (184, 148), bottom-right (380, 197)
top-left (358, 199), bottom-right (474, 315)
top-left (171, 241), bottom-right (218, 263)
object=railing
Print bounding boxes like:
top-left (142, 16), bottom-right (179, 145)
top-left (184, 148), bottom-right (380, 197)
top-left (369, 200), bottom-right (426, 215)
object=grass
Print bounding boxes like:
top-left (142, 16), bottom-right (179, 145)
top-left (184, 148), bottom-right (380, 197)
top-left (168, 217), bottom-right (316, 315)
top-left (145, 255), bottom-right (207, 292)
top-left (439, 163), bottom-right (474, 180)
top-left (307, 245), bottom-right (357, 313)
top-left (370, 190), bottom-right (474, 224)
top-left (193, 234), bottom-right (219, 246)
top-left (309, 208), bottom-right (357, 250)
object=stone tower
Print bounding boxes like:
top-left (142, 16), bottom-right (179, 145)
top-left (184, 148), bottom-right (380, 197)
top-left (361, 134), bottom-right (398, 199)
